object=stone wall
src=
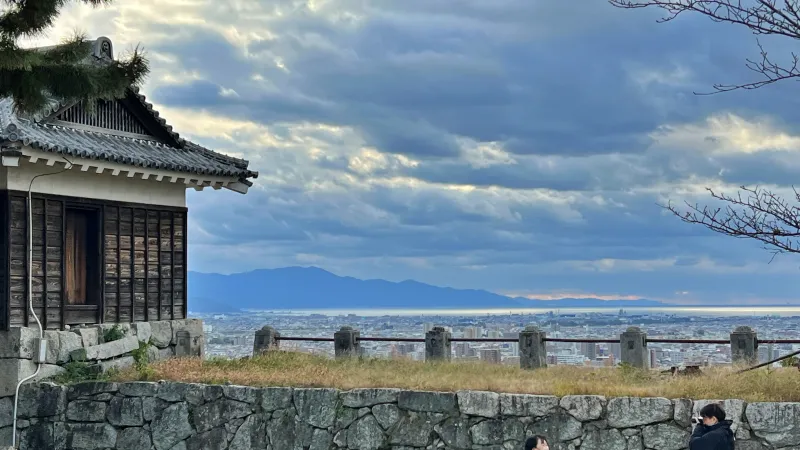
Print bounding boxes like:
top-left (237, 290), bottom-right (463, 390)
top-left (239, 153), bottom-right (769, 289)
top-left (2, 381), bottom-right (797, 449)
top-left (0, 319), bottom-right (204, 398)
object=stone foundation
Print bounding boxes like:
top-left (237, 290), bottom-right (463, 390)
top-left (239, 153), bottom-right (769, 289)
top-left (0, 382), bottom-right (796, 449)
top-left (0, 319), bottom-right (204, 398)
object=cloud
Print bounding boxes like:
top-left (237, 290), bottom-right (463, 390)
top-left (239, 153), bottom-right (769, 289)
top-left (26, 0), bottom-right (800, 304)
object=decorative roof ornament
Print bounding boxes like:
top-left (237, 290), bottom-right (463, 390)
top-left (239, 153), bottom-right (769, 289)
top-left (93, 37), bottom-right (114, 60)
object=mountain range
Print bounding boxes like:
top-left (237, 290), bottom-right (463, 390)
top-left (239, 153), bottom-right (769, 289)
top-left (187, 266), bottom-right (666, 313)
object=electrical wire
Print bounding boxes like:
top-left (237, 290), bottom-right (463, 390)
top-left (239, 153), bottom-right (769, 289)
top-left (10, 156), bottom-right (73, 449)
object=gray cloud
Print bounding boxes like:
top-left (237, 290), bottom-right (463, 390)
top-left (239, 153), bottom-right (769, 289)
top-left (44, 0), bottom-right (800, 303)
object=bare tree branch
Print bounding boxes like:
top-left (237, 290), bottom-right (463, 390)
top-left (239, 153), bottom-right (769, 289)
top-left (609, 0), bottom-right (800, 93)
top-left (661, 186), bottom-right (800, 260)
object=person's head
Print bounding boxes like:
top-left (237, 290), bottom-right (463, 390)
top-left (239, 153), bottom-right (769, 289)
top-left (699, 403), bottom-right (726, 426)
top-left (525, 435), bottom-right (549, 450)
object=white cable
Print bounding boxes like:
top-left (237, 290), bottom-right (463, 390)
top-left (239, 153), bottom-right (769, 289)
top-left (10, 157), bottom-right (72, 449)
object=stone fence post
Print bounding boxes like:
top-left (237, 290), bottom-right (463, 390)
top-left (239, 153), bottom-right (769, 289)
top-left (730, 326), bottom-right (758, 365)
top-left (519, 325), bottom-right (547, 370)
top-left (620, 326), bottom-right (648, 369)
top-left (334, 326), bottom-right (361, 359)
top-left (253, 325), bottom-right (280, 356)
top-left (425, 326), bottom-right (451, 362)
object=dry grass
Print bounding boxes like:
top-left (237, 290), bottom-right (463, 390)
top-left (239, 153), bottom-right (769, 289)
top-left (112, 351), bottom-right (800, 402)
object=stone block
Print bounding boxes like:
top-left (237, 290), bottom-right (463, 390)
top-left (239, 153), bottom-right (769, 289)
top-left (157, 382), bottom-right (205, 405)
top-left (372, 404), bottom-right (401, 430)
top-left (67, 423), bottom-right (117, 449)
top-left (66, 382), bottom-right (118, 400)
top-left (0, 327), bottom-right (37, 359)
top-left (131, 322), bottom-right (152, 344)
top-left (107, 395), bottom-right (144, 426)
top-left (470, 419), bottom-right (503, 446)
top-left (149, 321), bottom-right (173, 348)
top-left (641, 423), bottom-right (690, 450)
top-left (519, 325), bottom-right (547, 369)
top-left (620, 326), bottom-right (648, 369)
top-left (0, 397), bottom-right (11, 428)
top-left (500, 394), bottom-right (559, 417)
top-left (581, 429), bottom-right (627, 450)
top-left (172, 319), bottom-right (204, 358)
top-left (294, 388), bottom-right (339, 429)
top-left (347, 415), bottom-right (385, 449)
top-left (341, 388), bottom-right (400, 408)
top-left (424, 326), bottom-right (451, 361)
top-left (746, 402), bottom-right (800, 447)
top-left (74, 335), bottom-right (139, 361)
top-left (119, 382), bottom-right (158, 397)
top-left (174, 330), bottom-right (191, 357)
top-left (192, 398), bottom-right (253, 433)
top-left (607, 397), bottom-right (673, 428)
top-left (44, 330), bottom-right (83, 364)
top-left (730, 326), bottom-right (758, 365)
top-left (0, 359), bottom-right (64, 397)
top-left (72, 327), bottom-right (99, 347)
top-left (398, 390), bottom-right (457, 414)
top-left (116, 427), bottom-right (152, 450)
top-left (673, 398), bottom-right (693, 427)
top-left (17, 383), bottom-right (66, 418)
top-left (66, 400), bottom-right (107, 422)
top-left (457, 390), bottom-right (500, 418)
top-left (253, 325), bottom-right (280, 356)
top-left (560, 395), bottom-right (606, 422)
top-left (150, 402), bottom-right (194, 450)
top-left (261, 387), bottom-right (294, 412)
top-left (334, 326), bottom-right (360, 359)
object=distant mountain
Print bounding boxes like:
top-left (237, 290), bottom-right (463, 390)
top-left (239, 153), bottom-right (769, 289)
top-left (187, 266), bottom-right (666, 313)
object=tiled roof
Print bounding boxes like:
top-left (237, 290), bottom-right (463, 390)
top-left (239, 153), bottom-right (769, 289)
top-left (0, 38), bottom-right (257, 182)
top-left (0, 97), bottom-right (257, 181)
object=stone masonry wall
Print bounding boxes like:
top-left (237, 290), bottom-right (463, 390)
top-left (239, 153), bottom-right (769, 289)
top-left (0, 319), bottom-right (204, 398)
top-left (1, 381), bottom-right (798, 449)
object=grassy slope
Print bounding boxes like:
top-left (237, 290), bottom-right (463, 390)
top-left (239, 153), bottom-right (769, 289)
top-left (112, 351), bottom-right (800, 402)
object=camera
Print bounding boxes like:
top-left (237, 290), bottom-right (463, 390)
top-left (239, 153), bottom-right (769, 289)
top-left (691, 417), bottom-right (703, 424)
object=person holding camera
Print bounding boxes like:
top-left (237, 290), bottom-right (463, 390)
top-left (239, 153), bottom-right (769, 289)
top-left (689, 403), bottom-right (734, 450)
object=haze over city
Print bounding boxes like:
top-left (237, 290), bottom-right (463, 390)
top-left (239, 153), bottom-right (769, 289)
top-left (25, 1), bottom-right (800, 306)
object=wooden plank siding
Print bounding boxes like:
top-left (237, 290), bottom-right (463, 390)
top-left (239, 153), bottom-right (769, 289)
top-left (0, 191), bottom-right (8, 331)
top-left (1, 191), bottom-right (187, 330)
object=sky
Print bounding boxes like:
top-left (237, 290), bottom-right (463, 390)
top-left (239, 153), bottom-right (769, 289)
top-left (25, 0), bottom-right (800, 305)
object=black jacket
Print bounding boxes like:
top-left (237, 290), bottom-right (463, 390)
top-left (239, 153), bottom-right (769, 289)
top-left (689, 420), bottom-right (734, 450)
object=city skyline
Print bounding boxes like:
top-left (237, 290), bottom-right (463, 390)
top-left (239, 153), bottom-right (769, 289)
top-left (27, 1), bottom-right (800, 304)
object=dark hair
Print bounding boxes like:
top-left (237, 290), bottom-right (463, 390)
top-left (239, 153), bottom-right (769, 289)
top-left (525, 435), bottom-right (547, 450)
top-left (699, 403), bottom-right (726, 421)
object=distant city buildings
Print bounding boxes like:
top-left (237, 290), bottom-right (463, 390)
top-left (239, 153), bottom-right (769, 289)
top-left (196, 310), bottom-right (800, 367)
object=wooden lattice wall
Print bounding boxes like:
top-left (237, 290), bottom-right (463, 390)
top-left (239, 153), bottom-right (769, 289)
top-left (1, 191), bottom-right (187, 330)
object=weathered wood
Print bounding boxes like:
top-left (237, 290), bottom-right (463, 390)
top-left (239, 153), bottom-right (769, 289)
top-left (56, 99), bottom-right (154, 136)
top-left (64, 306), bottom-right (98, 325)
top-left (1, 191), bottom-right (8, 330)
top-left (105, 235), bottom-right (118, 250)
top-left (120, 221), bottom-right (132, 236)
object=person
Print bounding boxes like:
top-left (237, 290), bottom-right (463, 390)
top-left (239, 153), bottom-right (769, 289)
top-left (689, 403), bottom-right (734, 450)
top-left (524, 435), bottom-right (549, 450)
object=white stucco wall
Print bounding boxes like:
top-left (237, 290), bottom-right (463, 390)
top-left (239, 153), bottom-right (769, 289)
top-left (0, 157), bottom-right (187, 208)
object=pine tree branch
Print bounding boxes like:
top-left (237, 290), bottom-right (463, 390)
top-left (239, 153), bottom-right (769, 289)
top-left (0, 0), bottom-right (112, 39)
